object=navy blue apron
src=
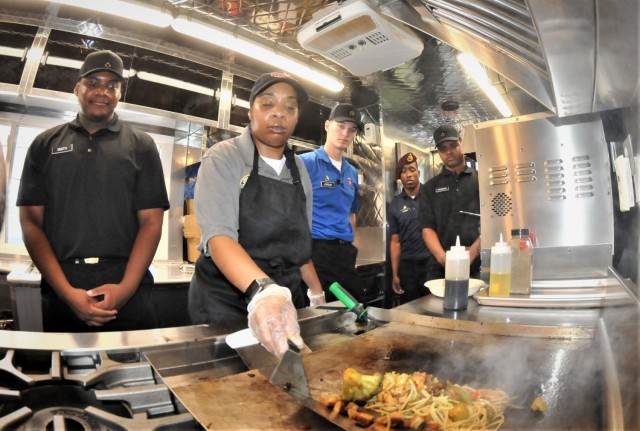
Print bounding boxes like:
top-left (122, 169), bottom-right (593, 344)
top-left (189, 145), bottom-right (311, 325)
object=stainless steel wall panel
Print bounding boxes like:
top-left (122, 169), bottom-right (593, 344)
top-left (593, 0), bottom-right (640, 112)
top-left (474, 113), bottom-right (614, 279)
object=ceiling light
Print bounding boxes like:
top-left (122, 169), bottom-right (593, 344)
top-left (135, 71), bottom-right (215, 96)
top-left (457, 53), bottom-right (512, 118)
top-left (232, 95), bottom-right (250, 109)
top-left (171, 16), bottom-right (344, 93)
top-left (0, 46), bottom-right (27, 59)
top-left (42, 54), bottom-right (132, 78)
top-left (44, 56), bottom-right (83, 70)
top-left (43, 0), bottom-right (173, 27)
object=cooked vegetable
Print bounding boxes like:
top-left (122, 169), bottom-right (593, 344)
top-left (339, 367), bottom-right (383, 402)
top-left (322, 368), bottom-right (512, 430)
top-left (448, 402), bottom-right (470, 421)
top-left (531, 395), bottom-right (547, 414)
top-left (448, 382), bottom-right (473, 404)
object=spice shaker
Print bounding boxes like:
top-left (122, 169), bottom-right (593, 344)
top-left (444, 236), bottom-right (470, 310)
top-left (489, 233), bottom-right (512, 297)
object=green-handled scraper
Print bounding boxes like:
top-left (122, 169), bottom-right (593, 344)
top-left (328, 282), bottom-right (385, 329)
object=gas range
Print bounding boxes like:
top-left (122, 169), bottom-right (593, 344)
top-left (0, 325), bottom-right (229, 430)
top-left (0, 348), bottom-right (198, 430)
top-left (0, 308), bottom-right (365, 430)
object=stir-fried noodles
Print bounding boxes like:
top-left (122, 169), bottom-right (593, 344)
top-left (319, 368), bottom-right (512, 430)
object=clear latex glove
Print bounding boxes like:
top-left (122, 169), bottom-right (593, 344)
top-left (307, 289), bottom-right (326, 307)
top-left (247, 284), bottom-right (303, 358)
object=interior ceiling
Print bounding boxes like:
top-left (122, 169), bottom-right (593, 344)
top-left (0, 0), bottom-right (547, 148)
top-left (163, 0), bottom-right (546, 146)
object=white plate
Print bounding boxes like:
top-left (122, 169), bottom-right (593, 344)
top-left (424, 279), bottom-right (485, 298)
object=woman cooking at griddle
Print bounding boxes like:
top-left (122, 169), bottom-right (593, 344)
top-left (188, 72), bottom-right (326, 358)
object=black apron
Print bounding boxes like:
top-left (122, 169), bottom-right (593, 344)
top-left (188, 146), bottom-right (311, 325)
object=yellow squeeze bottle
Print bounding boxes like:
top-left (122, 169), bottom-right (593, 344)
top-left (489, 234), bottom-right (512, 297)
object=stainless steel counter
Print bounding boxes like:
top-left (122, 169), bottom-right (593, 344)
top-left (5, 257), bottom-right (385, 331)
top-left (0, 290), bottom-right (637, 430)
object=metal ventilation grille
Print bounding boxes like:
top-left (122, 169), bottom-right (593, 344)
top-left (367, 32), bottom-right (390, 45)
top-left (422, 0), bottom-right (549, 77)
top-left (515, 161), bottom-right (536, 182)
top-left (544, 159), bottom-right (566, 200)
top-left (572, 155), bottom-right (594, 198)
top-left (491, 192), bottom-right (512, 217)
top-left (330, 47), bottom-right (353, 60)
top-left (489, 165), bottom-right (508, 186)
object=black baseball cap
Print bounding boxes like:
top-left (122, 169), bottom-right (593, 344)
top-left (329, 103), bottom-right (363, 131)
top-left (433, 124), bottom-right (460, 147)
top-left (249, 72), bottom-right (309, 105)
top-left (79, 50), bottom-right (124, 80)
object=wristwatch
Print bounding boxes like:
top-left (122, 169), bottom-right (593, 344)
top-left (244, 277), bottom-right (275, 301)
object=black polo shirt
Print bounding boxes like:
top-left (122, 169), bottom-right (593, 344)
top-left (419, 166), bottom-right (480, 253)
top-left (17, 114), bottom-right (169, 261)
top-left (388, 187), bottom-right (430, 262)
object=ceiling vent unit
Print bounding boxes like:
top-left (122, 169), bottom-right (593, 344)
top-left (297, 0), bottom-right (424, 76)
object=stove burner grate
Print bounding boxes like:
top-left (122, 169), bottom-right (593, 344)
top-left (0, 349), bottom-right (198, 430)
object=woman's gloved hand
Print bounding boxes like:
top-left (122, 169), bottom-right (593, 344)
top-left (307, 289), bottom-right (326, 307)
top-left (247, 284), bottom-right (303, 358)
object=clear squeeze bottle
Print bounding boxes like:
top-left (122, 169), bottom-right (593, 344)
top-left (489, 234), bottom-right (512, 297)
top-left (510, 228), bottom-right (533, 295)
top-left (444, 236), bottom-right (470, 310)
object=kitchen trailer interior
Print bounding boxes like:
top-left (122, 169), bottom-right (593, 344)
top-left (0, 0), bottom-right (638, 429)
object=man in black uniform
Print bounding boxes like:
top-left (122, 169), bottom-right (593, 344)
top-left (420, 124), bottom-right (481, 281)
top-left (17, 50), bottom-right (170, 332)
top-left (388, 152), bottom-right (430, 305)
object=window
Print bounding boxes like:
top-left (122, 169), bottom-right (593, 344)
top-left (8, 126), bottom-right (46, 245)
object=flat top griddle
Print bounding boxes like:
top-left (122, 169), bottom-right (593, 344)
top-left (168, 319), bottom-right (601, 430)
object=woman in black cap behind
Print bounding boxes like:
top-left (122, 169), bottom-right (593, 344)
top-left (388, 152), bottom-right (431, 305)
top-left (188, 72), bottom-right (325, 358)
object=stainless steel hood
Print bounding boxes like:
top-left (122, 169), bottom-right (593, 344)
top-left (380, 0), bottom-right (639, 117)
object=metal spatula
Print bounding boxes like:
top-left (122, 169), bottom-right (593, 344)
top-left (269, 340), bottom-right (310, 399)
top-left (269, 340), bottom-right (365, 430)
top-left (226, 328), bottom-right (311, 370)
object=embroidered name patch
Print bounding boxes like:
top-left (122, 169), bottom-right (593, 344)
top-left (52, 144), bottom-right (73, 154)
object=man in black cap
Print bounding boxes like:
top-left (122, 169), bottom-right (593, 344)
top-left (419, 124), bottom-right (481, 281)
top-left (299, 103), bottom-right (366, 305)
top-left (388, 152), bottom-right (430, 305)
top-left (17, 50), bottom-right (170, 332)
top-left (188, 72), bottom-right (325, 358)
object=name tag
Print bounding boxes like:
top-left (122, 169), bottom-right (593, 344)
top-left (321, 180), bottom-right (335, 188)
top-left (52, 144), bottom-right (73, 154)
top-left (435, 186), bottom-right (449, 193)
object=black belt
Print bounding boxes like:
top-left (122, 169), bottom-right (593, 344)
top-left (66, 257), bottom-right (128, 265)
top-left (314, 239), bottom-right (352, 245)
